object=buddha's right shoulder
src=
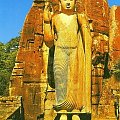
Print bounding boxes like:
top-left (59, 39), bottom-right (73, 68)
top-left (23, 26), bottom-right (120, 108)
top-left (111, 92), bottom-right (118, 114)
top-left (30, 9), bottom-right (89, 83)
top-left (52, 13), bottom-right (60, 19)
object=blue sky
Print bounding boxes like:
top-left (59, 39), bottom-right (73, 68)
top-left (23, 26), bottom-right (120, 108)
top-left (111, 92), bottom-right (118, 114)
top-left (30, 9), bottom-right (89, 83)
top-left (0, 0), bottom-right (33, 44)
top-left (0, 0), bottom-right (120, 44)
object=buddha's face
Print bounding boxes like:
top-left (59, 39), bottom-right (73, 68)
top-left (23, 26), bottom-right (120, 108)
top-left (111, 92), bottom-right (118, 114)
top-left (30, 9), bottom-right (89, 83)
top-left (60, 0), bottom-right (75, 10)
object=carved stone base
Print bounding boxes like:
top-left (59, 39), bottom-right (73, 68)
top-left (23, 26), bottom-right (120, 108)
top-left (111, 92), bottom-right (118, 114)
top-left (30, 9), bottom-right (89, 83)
top-left (44, 87), bottom-right (56, 120)
top-left (54, 111), bottom-right (91, 120)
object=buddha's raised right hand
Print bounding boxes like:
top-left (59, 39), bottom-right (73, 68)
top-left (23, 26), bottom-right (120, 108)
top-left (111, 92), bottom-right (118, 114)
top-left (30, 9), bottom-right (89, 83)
top-left (43, 1), bottom-right (52, 22)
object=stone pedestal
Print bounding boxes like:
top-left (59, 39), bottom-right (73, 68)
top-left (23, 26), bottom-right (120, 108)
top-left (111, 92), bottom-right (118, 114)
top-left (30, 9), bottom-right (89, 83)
top-left (54, 111), bottom-right (91, 120)
top-left (44, 87), bottom-right (56, 120)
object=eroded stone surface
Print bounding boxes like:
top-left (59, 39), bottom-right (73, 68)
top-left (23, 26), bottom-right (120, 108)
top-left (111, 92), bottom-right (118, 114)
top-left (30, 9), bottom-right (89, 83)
top-left (9, 1), bottom-right (48, 120)
top-left (109, 6), bottom-right (120, 64)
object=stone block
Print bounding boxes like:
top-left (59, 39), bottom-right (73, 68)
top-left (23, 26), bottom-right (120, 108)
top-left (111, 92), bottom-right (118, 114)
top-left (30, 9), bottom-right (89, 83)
top-left (14, 62), bottom-right (24, 69)
top-left (12, 68), bottom-right (24, 76)
top-left (34, 24), bottom-right (43, 34)
top-left (9, 87), bottom-right (22, 96)
top-left (40, 83), bottom-right (47, 92)
top-left (85, 0), bottom-right (109, 34)
top-left (92, 84), bottom-right (99, 95)
top-left (23, 50), bottom-right (43, 82)
top-left (92, 76), bottom-right (98, 85)
top-left (46, 91), bottom-right (55, 100)
top-left (72, 115), bottom-right (80, 120)
top-left (33, 2), bottom-right (44, 8)
top-left (60, 114), bottom-right (67, 120)
top-left (98, 105), bottom-right (116, 119)
top-left (44, 109), bottom-right (56, 120)
top-left (16, 49), bottom-right (25, 62)
top-left (92, 96), bottom-right (99, 105)
top-left (10, 76), bottom-right (23, 87)
top-left (76, 0), bottom-right (84, 13)
top-left (22, 23), bottom-right (35, 40)
top-left (92, 105), bottom-right (98, 117)
top-left (45, 100), bottom-right (54, 109)
top-left (35, 12), bottom-right (43, 20)
top-left (23, 83), bottom-right (42, 120)
top-left (34, 34), bottom-right (43, 48)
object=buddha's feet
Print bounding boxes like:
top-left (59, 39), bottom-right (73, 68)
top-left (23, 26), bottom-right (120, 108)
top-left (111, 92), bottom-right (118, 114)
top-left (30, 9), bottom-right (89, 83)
top-left (53, 100), bottom-right (75, 112)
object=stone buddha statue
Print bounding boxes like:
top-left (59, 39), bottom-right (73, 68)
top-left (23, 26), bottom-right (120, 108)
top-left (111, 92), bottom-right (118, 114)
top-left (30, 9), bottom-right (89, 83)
top-left (44, 0), bottom-right (92, 113)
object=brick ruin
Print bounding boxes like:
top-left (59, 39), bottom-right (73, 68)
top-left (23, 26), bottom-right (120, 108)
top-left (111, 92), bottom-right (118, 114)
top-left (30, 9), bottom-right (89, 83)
top-left (8, 0), bottom-right (120, 120)
top-left (0, 96), bottom-right (23, 120)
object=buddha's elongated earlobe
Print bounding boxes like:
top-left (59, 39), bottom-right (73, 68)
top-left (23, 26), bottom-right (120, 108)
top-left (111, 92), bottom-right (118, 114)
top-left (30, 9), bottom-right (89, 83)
top-left (75, 4), bottom-right (77, 12)
top-left (59, 2), bottom-right (61, 11)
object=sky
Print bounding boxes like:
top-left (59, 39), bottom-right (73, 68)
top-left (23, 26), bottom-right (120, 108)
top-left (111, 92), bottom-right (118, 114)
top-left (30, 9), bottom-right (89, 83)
top-left (0, 0), bottom-right (33, 44)
top-left (0, 0), bottom-right (120, 44)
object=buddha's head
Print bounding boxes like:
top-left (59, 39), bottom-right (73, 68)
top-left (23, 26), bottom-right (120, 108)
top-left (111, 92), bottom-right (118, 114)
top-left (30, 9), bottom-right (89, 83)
top-left (60, 0), bottom-right (75, 11)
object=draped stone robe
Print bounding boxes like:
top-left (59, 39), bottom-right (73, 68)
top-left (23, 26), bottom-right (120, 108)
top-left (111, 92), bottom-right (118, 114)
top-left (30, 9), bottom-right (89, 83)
top-left (44, 12), bottom-right (92, 112)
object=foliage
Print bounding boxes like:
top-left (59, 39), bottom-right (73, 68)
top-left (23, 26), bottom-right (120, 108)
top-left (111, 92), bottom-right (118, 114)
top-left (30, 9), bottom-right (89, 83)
top-left (0, 37), bottom-right (20, 96)
top-left (112, 60), bottom-right (120, 81)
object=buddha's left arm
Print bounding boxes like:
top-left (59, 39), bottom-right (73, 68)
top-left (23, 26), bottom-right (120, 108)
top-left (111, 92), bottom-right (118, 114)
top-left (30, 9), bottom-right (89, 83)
top-left (77, 13), bottom-right (92, 52)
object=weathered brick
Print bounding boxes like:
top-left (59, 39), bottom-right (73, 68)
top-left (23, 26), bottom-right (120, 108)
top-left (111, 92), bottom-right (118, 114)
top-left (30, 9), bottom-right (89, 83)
top-left (109, 6), bottom-right (120, 64)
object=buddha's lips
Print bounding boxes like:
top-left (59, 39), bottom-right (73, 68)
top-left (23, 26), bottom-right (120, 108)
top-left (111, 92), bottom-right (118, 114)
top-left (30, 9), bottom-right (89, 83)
top-left (66, 3), bottom-right (71, 9)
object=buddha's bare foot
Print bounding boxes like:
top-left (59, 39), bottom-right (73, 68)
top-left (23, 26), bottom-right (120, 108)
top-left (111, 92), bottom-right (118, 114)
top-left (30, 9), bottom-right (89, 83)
top-left (53, 100), bottom-right (75, 112)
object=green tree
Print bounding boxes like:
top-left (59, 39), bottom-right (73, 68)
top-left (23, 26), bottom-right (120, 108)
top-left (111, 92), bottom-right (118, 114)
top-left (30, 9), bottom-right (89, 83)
top-left (0, 37), bottom-right (20, 96)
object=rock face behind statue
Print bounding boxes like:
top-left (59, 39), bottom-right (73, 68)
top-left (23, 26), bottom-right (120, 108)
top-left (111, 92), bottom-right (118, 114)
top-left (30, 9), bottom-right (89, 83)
top-left (9, 1), bottom-right (47, 120)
